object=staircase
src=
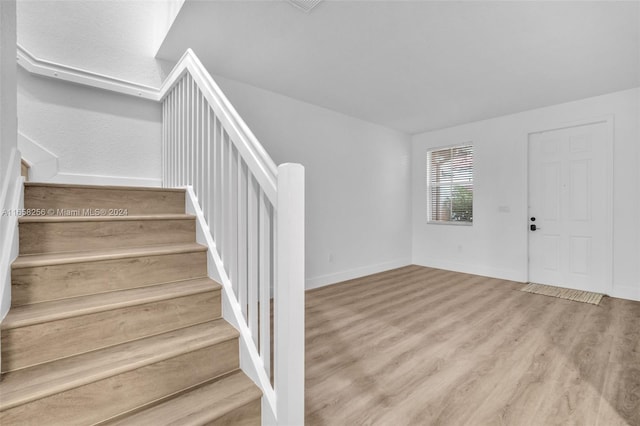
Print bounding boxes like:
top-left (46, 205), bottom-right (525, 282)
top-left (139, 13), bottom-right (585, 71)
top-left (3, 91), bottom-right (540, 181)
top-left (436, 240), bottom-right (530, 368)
top-left (0, 182), bottom-right (262, 425)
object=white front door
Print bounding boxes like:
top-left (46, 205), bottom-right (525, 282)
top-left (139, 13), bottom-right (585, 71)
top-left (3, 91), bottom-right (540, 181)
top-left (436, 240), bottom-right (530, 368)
top-left (528, 121), bottom-right (611, 294)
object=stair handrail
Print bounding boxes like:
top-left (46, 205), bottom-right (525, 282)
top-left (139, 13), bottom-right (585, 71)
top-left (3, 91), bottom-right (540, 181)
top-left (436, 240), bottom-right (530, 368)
top-left (158, 49), bottom-right (278, 203)
top-left (15, 43), bottom-right (304, 424)
top-left (159, 49), bottom-right (304, 426)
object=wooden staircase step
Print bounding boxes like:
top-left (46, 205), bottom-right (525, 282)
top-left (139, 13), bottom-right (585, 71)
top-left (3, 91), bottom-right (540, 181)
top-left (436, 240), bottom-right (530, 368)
top-left (104, 370), bottom-right (262, 426)
top-left (19, 214), bottom-right (196, 254)
top-left (12, 242), bottom-right (207, 268)
top-left (18, 214), bottom-right (193, 223)
top-left (24, 182), bottom-right (185, 215)
top-left (21, 159), bottom-right (29, 181)
top-left (2, 278), bottom-right (221, 372)
top-left (0, 321), bottom-right (240, 425)
top-left (11, 243), bottom-right (208, 305)
top-left (2, 181), bottom-right (263, 425)
top-left (3, 277), bottom-right (220, 328)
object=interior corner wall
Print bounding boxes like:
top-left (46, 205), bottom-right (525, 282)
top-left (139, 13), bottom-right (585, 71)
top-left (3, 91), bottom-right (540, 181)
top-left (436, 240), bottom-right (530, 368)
top-left (153, 0), bottom-right (186, 56)
top-left (0, 0), bottom-right (18, 322)
top-left (411, 87), bottom-right (640, 300)
top-left (212, 74), bottom-right (412, 288)
top-left (0, 0), bottom-right (17, 176)
top-left (17, 68), bottom-right (162, 187)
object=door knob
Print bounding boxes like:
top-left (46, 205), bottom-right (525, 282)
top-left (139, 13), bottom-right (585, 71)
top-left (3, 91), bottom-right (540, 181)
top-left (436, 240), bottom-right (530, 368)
top-left (530, 224), bottom-right (540, 231)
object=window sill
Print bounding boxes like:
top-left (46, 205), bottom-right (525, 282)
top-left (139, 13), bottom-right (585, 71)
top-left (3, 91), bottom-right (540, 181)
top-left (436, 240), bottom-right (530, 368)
top-left (427, 221), bottom-right (473, 226)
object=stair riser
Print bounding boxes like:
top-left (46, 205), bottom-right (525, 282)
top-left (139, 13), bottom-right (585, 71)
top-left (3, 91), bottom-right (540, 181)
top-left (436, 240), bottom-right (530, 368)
top-left (2, 291), bottom-right (220, 372)
top-left (24, 186), bottom-right (185, 215)
top-left (206, 400), bottom-right (261, 426)
top-left (12, 251), bottom-right (208, 306)
top-left (19, 219), bottom-right (196, 254)
top-left (0, 341), bottom-right (239, 426)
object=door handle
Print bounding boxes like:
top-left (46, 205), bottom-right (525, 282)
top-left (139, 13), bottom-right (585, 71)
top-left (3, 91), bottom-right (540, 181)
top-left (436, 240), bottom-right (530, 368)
top-left (530, 224), bottom-right (541, 231)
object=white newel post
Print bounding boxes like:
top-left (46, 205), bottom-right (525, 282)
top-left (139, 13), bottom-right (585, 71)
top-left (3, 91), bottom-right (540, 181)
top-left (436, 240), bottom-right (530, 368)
top-left (275, 163), bottom-right (305, 426)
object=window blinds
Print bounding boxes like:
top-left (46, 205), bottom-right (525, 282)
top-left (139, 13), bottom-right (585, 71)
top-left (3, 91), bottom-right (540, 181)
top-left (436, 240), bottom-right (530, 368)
top-left (427, 145), bottom-right (473, 223)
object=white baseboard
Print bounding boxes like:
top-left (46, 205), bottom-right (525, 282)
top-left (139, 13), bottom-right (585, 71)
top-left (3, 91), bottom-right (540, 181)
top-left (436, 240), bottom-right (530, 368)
top-left (17, 132), bottom-right (161, 188)
top-left (611, 285), bottom-right (640, 302)
top-left (305, 257), bottom-right (412, 290)
top-left (0, 148), bottom-right (24, 322)
top-left (411, 258), bottom-right (526, 283)
top-left (18, 131), bottom-right (59, 181)
top-left (412, 258), bottom-right (640, 302)
top-left (0, 149), bottom-right (17, 219)
top-left (51, 172), bottom-right (162, 188)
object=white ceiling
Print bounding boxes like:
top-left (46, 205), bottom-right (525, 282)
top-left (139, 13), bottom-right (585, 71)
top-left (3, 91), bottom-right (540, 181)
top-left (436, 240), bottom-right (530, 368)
top-left (157, 1), bottom-right (640, 134)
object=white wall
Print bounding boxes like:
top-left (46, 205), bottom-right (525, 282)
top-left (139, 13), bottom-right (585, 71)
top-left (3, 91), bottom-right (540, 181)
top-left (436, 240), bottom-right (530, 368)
top-left (1, 0), bottom-right (17, 175)
top-left (16, 0), bottom-right (173, 186)
top-left (213, 75), bottom-right (412, 288)
top-left (153, 0), bottom-right (185, 56)
top-left (18, 0), bottom-right (175, 87)
top-left (0, 0), bottom-right (19, 322)
top-left (412, 88), bottom-right (640, 300)
top-left (18, 68), bottom-right (162, 187)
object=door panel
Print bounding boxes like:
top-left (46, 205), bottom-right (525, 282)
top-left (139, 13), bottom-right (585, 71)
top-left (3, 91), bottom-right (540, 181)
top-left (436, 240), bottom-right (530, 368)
top-left (542, 162), bottom-right (560, 221)
top-left (569, 159), bottom-right (590, 221)
top-left (528, 121), bottom-right (610, 294)
top-left (541, 235), bottom-right (560, 272)
top-left (570, 236), bottom-right (591, 275)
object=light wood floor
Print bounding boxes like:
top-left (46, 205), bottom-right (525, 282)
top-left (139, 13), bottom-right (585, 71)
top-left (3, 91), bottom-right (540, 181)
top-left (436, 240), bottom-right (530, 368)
top-left (305, 265), bottom-right (640, 426)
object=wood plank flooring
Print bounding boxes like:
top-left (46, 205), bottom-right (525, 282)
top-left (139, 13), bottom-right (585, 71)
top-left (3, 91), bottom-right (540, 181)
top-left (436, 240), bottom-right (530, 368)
top-left (305, 265), bottom-right (640, 426)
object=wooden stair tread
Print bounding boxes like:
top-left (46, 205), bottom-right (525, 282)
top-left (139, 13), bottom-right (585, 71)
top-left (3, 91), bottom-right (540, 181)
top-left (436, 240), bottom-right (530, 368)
top-left (2, 278), bottom-right (220, 329)
top-left (24, 182), bottom-right (185, 192)
top-left (19, 216), bottom-right (196, 255)
top-left (106, 370), bottom-right (262, 426)
top-left (6, 181), bottom-right (261, 424)
top-left (0, 320), bottom-right (238, 411)
top-left (19, 214), bottom-right (194, 223)
top-left (12, 242), bottom-right (207, 269)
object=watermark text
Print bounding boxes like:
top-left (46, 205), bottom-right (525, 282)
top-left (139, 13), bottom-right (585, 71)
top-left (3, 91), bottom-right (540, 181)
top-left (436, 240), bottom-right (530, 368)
top-left (2, 208), bottom-right (129, 217)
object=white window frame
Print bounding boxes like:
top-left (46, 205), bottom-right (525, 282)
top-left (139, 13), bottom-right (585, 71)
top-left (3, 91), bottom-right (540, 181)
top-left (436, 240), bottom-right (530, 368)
top-left (426, 143), bottom-right (474, 225)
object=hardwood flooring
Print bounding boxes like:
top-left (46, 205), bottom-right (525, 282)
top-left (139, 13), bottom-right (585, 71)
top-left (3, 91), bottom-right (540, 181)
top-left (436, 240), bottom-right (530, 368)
top-left (305, 265), bottom-right (640, 426)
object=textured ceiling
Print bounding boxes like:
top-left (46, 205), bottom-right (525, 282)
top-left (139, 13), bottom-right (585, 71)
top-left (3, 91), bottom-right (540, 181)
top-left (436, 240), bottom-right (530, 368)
top-left (158, 1), bottom-right (640, 134)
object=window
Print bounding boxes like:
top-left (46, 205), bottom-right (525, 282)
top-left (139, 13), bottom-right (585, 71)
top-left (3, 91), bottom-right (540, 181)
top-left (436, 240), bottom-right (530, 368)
top-left (427, 144), bottom-right (473, 224)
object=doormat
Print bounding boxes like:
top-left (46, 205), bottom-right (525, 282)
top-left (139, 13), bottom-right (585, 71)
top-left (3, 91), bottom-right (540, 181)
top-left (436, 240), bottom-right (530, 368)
top-left (521, 283), bottom-right (603, 305)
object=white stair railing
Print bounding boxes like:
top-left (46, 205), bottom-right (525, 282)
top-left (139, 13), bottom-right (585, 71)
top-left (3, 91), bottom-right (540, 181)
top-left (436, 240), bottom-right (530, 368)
top-left (159, 50), bottom-right (304, 425)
